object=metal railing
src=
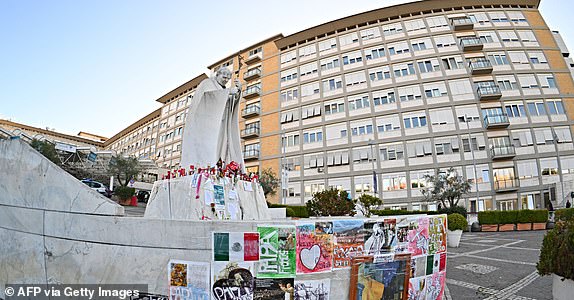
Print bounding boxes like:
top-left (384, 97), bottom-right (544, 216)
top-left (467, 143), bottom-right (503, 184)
top-left (490, 145), bottom-right (516, 158)
top-left (242, 106), bottom-right (261, 117)
top-left (477, 85), bottom-right (502, 99)
top-left (484, 114), bottom-right (509, 127)
top-left (460, 37), bottom-right (483, 47)
top-left (494, 178), bottom-right (519, 191)
top-left (243, 68), bottom-right (261, 79)
top-left (241, 126), bottom-right (260, 137)
top-left (469, 58), bottom-right (493, 72)
top-left (243, 149), bottom-right (260, 158)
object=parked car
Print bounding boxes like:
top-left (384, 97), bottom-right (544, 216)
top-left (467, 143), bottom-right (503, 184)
top-left (136, 190), bottom-right (150, 203)
top-left (82, 179), bottom-right (112, 198)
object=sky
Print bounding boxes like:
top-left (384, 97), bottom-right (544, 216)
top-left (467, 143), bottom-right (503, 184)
top-left (1, 0), bottom-right (573, 138)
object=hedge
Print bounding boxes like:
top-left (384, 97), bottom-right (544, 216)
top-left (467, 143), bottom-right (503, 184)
top-left (267, 203), bottom-right (309, 218)
top-left (479, 209), bottom-right (548, 225)
top-left (371, 209), bottom-right (429, 216)
top-left (555, 208), bottom-right (574, 222)
top-left (517, 210), bottom-right (548, 223)
top-left (478, 211), bottom-right (498, 225)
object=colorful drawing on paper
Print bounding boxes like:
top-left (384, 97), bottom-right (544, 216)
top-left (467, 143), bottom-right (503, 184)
top-left (425, 271), bottom-right (446, 300)
top-left (254, 278), bottom-right (295, 300)
top-left (168, 260), bottom-right (210, 300)
top-left (428, 215), bottom-right (447, 254)
top-left (350, 254), bottom-right (410, 300)
top-left (214, 185), bottom-right (225, 208)
top-left (211, 261), bottom-right (255, 300)
top-left (426, 254), bottom-right (441, 276)
top-left (363, 218), bottom-right (397, 255)
top-left (213, 232), bottom-right (260, 262)
top-left (296, 222), bottom-right (333, 274)
top-left (410, 255), bottom-right (427, 279)
top-left (332, 219), bottom-right (364, 269)
top-left (293, 278), bottom-right (330, 300)
top-left (407, 217), bottom-right (429, 256)
top-left (256, 225), bottom-right (297, 278)
top-left (408, 276), bottom-right (427, 300)
top-left (395, 217), bottom-right (410, 253)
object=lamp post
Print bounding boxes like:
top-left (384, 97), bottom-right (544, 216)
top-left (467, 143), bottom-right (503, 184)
top-left (368, 139), bottom-right (377, 196)
top-left (552, 128), bottom-right (565, 208)
top-left (465, 114), bottom-right (480, 211)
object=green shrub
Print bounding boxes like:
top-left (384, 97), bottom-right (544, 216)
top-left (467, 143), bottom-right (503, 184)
top-left (537, 219), bottom-right (574, 280)
top-left (517, 210), bottom-right (535, 224)
top-left (285, 207), bottom-right (295, 217)
top-left (498, 210), bottom-right (518, 224)
top-left (438, 206), bottom-right (468, 218)
top-left (448, 213), bottom-right (468, 231)
top-left (306, 189), bottom-right (356, 217)
top-left (356, 194), bottom-right (383, 217)
top-left (114, 186), bottom-right (135, 200)
top-left (531, 210), bottom-right (548, 223)
top-left (371, 209), bottom-right (429, 216)
top-left (288, 206), bottom-right (309, 218)
top-left (555, 208), bottom-right (574, 222)
top-left (478, 211), bottom-right (498, 225)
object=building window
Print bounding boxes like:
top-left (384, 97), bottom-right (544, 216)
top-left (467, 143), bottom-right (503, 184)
top-left (280, 88), bottom-right (298, 102)
top-left (373, 90), bottom-right (396, 106)
top-left (365, 46), bottom-right (385, 60)
top-left (322, 77), bottom-right (343, 91)
top-left (380, 144), bottom-right (404, 161)
top-left (547, 100), bottom-right (565, 115)
top-left (403, 116), bottom-right (427, 128)
top-left (348, 95), bottom-right (370, 111)
top-left (320, 56), bottom-right (340, 71)
top-left (527, 102), bottom-right (547, 116)
top-left (303, 130), bottom-right (323, 144)
top-left (324, 101), bottom-right (345, 115)
top-left (248, 47), bottom-right (262, 56)
top-left (393, 63), bottom-right (416, 77)
top-left (351, 124), bottom-right (373, 136)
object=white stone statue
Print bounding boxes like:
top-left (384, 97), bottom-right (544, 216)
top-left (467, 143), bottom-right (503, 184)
top-left (180, 68), bottom-right (245, 172)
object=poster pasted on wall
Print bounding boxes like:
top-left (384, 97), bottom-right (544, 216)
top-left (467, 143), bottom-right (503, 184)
top-left (428, 215), bottom-right (447, 255)
top-left (211, 261), bottom-right (255, 300)
top-left (168, 260), bottom-right (210, 300)
top-left (213, 232), bottom-right (260, 262)
top-left (407, 217), bottom-right (429, 256)
top-left (333, 219), bottom-right (364, 269)
top-left (349, 254), bottom-right (411, 300)
top-left (254, 278), bottom-right (295, 300)
top-left (257, 225), bottom-right (297, 278)
top-left (363, 218), bottom-right (397, 256)
top-left (296, 222), bottom-right (333, 274)
top-left (293, 278), bottom-right (330, 300)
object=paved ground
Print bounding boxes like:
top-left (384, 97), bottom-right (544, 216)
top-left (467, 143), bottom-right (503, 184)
top-left (446, 230), bottom-right (551, 300)
top-left (123, 207), bottom-right (551, 299)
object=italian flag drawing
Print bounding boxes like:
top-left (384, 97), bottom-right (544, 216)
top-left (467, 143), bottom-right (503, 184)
top-left (213, 232), bottom-right (260, 262)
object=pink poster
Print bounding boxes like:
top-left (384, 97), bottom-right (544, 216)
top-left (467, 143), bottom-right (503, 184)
top-left (296, 222), bottom-right (333, 274)
top-left (425, 271), bottom-right (446, 300)
top-left (408, 217), bottom-right (429, 256)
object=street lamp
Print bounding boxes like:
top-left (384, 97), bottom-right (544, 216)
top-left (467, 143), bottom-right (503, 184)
top-left (552, 128), bottom-right (565, 208)
top-left (465, 114), bottom-right (480, 211)
top-left (368, 140), bottom-right (377, 196)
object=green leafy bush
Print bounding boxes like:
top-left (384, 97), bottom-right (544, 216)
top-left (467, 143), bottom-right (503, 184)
top-left (285, 207), bottom-right (295, 218)
top-left (371, 209), bottom-right (429, 216)
top-left (438, 206), bottom-right (468, 218)
top-left (448, 213), bottom-right (468, 231)
top-left (517, 209), bottom-right (548, 223)
top-left (114, 186), bottom-right (135, 200)
top-left (478, 211), bottom-right (498, 225)
top-left (555, 208), bottom-right (574, 222)
top-left (537, 219), bottom-right (574, 280)
top-left (306, 189), bottom-right (356, 217)
top-left (499, 210), bottom-right (518, 224)
top-left (356, 194), bottom-right (383, 217)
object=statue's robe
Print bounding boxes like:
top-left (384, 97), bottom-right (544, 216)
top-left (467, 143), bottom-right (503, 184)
top-left (180, 77), bottom-right (244, 171)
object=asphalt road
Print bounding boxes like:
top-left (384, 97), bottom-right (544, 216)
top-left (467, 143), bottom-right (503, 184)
top-left (446, 230), bottom-right (551, 300)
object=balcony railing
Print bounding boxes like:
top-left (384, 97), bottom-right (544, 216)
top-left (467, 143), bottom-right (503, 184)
top-left (468, 58), bottom-right (493, 75)
top-left (490, 145), bottom-right (516, 160)
top-left (243, 149), bottom-right (260, 160)
top-left (243, 86), bottom-right (261, 99)
top-left (243, 68), bottom-right (261, 81)
top-left (494, 178), bottom-right (519, 192)
top-left (484, 114), bottom-right (510, 128)
top-left (241, 126), bottom-right (260, 138)
top-left (477, 84), bottom-right (502, 100)
top-left (242, 106), bottom-right (261, 118)
top-left (460, 37), bottom-right (484, 51)
top-left (451, 17), bottom-right (474, 30)
top-left (244, 52), bottom-right (262, 64)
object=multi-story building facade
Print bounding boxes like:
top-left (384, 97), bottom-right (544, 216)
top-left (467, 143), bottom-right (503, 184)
top-left (0, 119), bottom-right (105, 149)
top-left (271, 0), bottom-right (574, 211)
top-left (99, 0), bottom-right (574, 211)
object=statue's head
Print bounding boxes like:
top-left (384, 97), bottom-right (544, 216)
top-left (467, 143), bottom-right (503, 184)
top-left (215, 67), bottom-right (232, 87)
